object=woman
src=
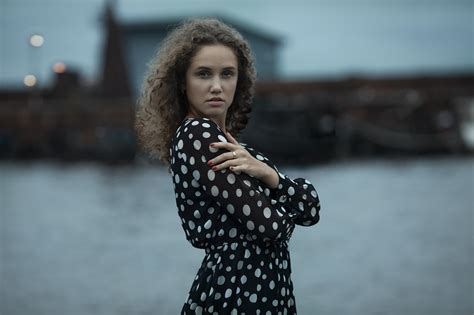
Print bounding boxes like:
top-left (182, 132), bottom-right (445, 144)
top-left (136, 17), bottom-right (321, 314)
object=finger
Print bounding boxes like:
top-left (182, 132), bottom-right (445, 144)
top-left (225, 131), bottom-right (239, 145)
top-left (212, 158), bottom-right (244, 171)
top-left (229, 164), bottom-right (247, 174)
top-left (230, 167), bottom-right (242, 175)
top-left (207, 151), bottom-right (235, 166)
top-left (210, 141), bottom-right (240, 151)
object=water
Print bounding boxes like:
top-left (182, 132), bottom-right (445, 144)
top-left (1, 157), bottom-right (473, 315)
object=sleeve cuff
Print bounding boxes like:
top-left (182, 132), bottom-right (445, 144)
top-left (269, 171), bottom-right (297, 205)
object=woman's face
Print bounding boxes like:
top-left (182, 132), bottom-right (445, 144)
top-left (185, 44), bottom-right (238, 124)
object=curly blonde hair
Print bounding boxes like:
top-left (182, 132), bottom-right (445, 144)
top-left (135, 17), bottom-right (257, 164)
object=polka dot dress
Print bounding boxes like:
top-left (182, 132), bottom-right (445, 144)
top-left (170, 117), bottom-right (321, 314)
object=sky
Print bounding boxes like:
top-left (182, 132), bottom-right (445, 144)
top-left (1, 0), bottom-right (473, 89)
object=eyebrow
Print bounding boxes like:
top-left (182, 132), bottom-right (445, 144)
top-left (194, 66), bottom-right (237, 71)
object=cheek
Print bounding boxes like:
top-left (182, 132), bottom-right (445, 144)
top-left (186, 81), bottom-right (202, 98)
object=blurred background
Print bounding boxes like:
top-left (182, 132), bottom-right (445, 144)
top-left (1, 0), bottom-right (473, 314)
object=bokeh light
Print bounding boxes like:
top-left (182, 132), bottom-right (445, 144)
top-left (29, 34), bottom-right (44, 47)
top-left (52, 62), bottom-right (67, 73)
top-left (23, 74), bottom-right (37, 87)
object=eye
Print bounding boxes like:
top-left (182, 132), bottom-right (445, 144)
top-left (196, 70), bottom-right (211, 78)
top-left (222, 70), bottom-right (236, 78)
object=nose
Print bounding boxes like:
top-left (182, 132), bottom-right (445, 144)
top-left (210, 77), bottom-right (223, 94)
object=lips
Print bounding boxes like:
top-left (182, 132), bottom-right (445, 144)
top-left (206, 97), bottom-right (225, 107)
top-left (207, 97), bottom-right (224, 102)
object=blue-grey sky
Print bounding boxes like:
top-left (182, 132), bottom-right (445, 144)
top-left (1, 0), bottom-right (473, 88)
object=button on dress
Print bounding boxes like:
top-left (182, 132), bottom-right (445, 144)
top-left (170, 117), bottom-right (321, 314)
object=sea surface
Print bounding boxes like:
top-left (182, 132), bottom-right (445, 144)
top-left (1, 156), bottom-right (473, 315)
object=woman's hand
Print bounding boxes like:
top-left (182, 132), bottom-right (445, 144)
top-left (207, 132), bottom-right (280, 189)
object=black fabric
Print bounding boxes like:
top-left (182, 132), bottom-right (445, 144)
top-left (170, 117), bottom-right (321, 314)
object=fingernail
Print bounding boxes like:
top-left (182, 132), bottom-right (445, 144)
top-left (209, 143), bottom-right (215, 147)
top-left (207, 161), bottom-right (213, 166)
top-left (212, 166), bottom-right (217, 171)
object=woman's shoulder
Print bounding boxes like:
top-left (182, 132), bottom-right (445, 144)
top-left (176, 117), bottom-right (227, 141)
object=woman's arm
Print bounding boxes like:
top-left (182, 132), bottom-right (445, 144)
top-left (177, 118), bottom-right (298, 242)
top-left (212, 141), bottom-right (321, 227)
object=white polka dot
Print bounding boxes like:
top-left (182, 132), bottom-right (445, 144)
top-left (222, 190), bottom-right (229, 198)
top-left (240, 275), bottom-right (247, 284)
top-left (204, 220), bottom-right (212, 229)
top-left (288, 186), bottom-right (295, 196)
top-left (202, 123), bottom-right (211, 128)
top-left (200, 292), bottom-right (207, 301)
top-left (227, 204), bottom-right (235, 214)
top-left (192, 120), bottom-right (199, 126)
top-left (272, 222), bottom-right (278, 230)
top-left (193, 210), bottom-right (201, 218)
top-left (203, 132), bottom-right (211, 138)
top-left (311, 207), bottom-right (317, 216)
top-left (174, 174), bottom-right (180, 183)
top-left (256, 154), bottom-right (264, 160)
top-left (181, 165), bottom-right (188, 174)
top-left (311, 190), bottom-right (317, 198)
top-left (193, 170), bottom-right (200, 180)
top-left (211, 185), bottom-right (219, 196)
top-left (269, 280), bottom-right (275, 289)
top-left (236, 189), bottom-right (242, 197)
top-left (188, 133), bottom-right (193, 139)
top-left (258, 225), bottom-right (265, 233)
top-left (255, 268), bottom-right (261, 277)
top-left (188, 221), bottom-right (195, 230)
top-left (177, 139), bottom-right (183, 149)
top-left (217, 135), bottom-right (227, 142)
top-left (249, 294), bottom-right (257, 303)
top-left (193, 140), bottom-right (201, 150)
top-left (263, 207), bottom-right (271, 218)
top-left (189, 157), bottom-right (195, 165)
top-left (247, 221), bottom-right (255, 230)
top-left (208, 170), bottom-right (215, 181)
top-left (242, 205), bottom-right (251, 216)
top-left (209, 146), bottom-right (218, 153)
top-left (225, 288), bottom-right (232, 298)
top-left (244, 249), bottom-right (251, 258)
top-left (229, 228), bottom-right (237, 238)
top-left (227, 173), bottom-right (236, 184)
top-left (217, 276), bottom-right (225, 285)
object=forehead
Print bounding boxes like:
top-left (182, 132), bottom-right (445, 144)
top-left (189, 44), bottom-right (238, 68)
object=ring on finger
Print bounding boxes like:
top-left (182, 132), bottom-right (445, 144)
top-left (232, 151), bottom-right (237, 159)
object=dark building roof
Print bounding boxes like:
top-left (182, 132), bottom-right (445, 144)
top-left (119, 15), bottom-right (283, 46)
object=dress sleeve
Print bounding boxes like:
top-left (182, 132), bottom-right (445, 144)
top-left (243, 145), bottom-right (321, 227)
top-left (178, 118), bottom-right (298, 242)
